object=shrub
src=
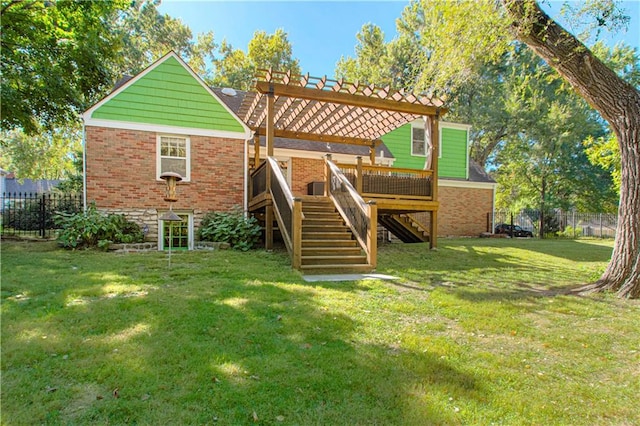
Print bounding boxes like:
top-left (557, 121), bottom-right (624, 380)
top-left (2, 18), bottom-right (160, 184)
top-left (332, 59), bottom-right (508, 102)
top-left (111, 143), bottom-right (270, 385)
top-left (55, 204), bottom-right (144, 249)
top-left (197, 208), bottom-right (261, 251)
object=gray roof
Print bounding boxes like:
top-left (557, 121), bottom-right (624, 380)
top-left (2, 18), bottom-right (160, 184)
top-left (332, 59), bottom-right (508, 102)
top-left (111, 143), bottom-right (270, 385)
top-left (4, 177), bottom-right (61, 194)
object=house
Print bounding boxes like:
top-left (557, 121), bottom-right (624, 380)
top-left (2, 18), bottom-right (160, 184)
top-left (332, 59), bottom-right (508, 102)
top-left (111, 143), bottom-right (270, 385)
top-left (82, 52), bottom-right (496, 271)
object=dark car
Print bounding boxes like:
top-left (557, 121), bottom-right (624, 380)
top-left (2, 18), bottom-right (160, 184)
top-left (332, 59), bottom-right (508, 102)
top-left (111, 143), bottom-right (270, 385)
top-left (495, 223), bottom-right (534, 237)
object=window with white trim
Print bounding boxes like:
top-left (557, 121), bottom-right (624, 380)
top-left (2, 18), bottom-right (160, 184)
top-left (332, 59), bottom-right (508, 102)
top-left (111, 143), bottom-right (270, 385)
top-left (157, 135), bottom-right (190, 181)
top-left (411, 126), bottom-right (426, 156)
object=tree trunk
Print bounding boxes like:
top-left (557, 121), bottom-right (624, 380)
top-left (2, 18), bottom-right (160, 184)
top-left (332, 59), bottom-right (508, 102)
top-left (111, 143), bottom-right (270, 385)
top-left (502, 0), bottom-right (640, 298)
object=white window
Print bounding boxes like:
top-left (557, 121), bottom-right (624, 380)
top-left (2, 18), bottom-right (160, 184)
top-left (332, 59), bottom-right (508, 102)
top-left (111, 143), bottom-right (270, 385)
top-left (412, 126), bottom-right (426, 156)
top-left (157, 135), bottom-right (190, 181)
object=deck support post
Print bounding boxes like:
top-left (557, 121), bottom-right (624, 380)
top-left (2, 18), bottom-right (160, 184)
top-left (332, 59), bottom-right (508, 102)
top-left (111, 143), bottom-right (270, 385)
top-left (367, 201), bottom-right (378, 268)
top-left (369, 144), bottom-right (376, 165)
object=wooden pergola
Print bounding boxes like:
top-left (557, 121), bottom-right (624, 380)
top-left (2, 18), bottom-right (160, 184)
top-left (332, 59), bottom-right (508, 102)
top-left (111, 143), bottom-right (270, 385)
top-left (239, 69), bottom-right (447, 164)
top-left (240, 69), bottom-right (447, 251)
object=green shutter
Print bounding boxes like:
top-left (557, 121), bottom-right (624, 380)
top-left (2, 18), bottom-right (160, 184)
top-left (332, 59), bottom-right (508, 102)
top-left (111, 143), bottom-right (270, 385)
top-left (92, 57), bottom-right (245, 133)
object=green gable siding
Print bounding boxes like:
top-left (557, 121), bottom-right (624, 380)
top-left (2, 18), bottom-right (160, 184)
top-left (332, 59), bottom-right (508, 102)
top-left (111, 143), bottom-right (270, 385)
top-left (439, 127), bottom-right (467, 179)
top-left (381, 123), bottom-right (468, 178)
top-left (92, 57), bottom-right (245, 133)
top-left (381, 125), bottom-right (428, 170)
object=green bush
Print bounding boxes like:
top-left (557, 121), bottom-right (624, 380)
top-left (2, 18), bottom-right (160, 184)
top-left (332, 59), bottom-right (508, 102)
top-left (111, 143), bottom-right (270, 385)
top-left (197, 208), bottom-right (261, 251)
top-left (558, 225), bottom-right (583, 238)
top-left (55, 204), bottom-right (144, 249)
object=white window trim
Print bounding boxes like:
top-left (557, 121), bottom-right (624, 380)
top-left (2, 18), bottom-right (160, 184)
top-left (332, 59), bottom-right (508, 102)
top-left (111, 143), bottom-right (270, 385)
top-left (157, 211), bottom-right (193, 250)
top-left (157, 134), bottom-right (191, 182)
top-left (411, 124), bottom-right (427, 157)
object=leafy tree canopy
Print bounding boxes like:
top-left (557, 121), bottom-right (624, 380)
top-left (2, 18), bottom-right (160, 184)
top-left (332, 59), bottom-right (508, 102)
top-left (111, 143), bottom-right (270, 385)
top-left (211, 29), bottom-right (300, 90)
top-left (1, 0), bottom-right (128, 134)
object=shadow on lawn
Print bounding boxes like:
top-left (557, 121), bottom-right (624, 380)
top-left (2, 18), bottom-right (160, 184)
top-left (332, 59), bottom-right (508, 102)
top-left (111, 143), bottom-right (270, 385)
top-left (1, 244), bottom-right (481, 425)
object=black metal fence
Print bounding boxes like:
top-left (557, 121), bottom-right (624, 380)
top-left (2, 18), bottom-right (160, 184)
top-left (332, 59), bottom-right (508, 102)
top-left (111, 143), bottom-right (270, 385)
top-left (492, 209), bottom-right (617, 238)
top-left (1, 192), bottom-right (83, 239)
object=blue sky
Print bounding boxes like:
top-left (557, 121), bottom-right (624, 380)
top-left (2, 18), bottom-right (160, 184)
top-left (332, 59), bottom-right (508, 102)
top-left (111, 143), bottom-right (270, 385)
top-left (158, 0), bottom-right (640, 79)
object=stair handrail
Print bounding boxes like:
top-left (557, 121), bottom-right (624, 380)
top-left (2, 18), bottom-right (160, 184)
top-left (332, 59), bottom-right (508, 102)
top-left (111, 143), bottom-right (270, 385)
top-left (267, 157), bottom-right (303, 266)
top-left (325, 157), bottom-right (377, 268)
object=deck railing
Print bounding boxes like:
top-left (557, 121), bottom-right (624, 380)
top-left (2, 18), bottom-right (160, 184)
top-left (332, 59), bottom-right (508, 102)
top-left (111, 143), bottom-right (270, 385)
top-left (267, 157), bottom-right (303, 267)
top-left (249, 160), bottom-right (268, 201)
top-left (326, 157), bottom-right (377, 268)
top-left (338, 159), bottom-right (433, 200)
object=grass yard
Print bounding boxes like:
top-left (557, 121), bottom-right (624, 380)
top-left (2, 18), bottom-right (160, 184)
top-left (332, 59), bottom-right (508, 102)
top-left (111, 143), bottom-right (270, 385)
top-left (1, 238), bottom-right (638, 425)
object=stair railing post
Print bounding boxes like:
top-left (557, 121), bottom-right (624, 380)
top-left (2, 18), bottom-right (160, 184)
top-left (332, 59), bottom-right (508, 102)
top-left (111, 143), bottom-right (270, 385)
top-left (324, 154), bottom-right (332, 197)
top-left (367, 201), bottom-right (378, 269)
top-left (292, 198), bottom-right (303, 269)
top-left (356, 156), bottom-right (363, 194)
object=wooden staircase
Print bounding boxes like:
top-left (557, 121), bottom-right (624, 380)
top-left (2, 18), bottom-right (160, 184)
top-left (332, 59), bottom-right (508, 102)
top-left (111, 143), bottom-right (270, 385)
top-left (299, 197), bottom-right (373, 273)
top-left (378, 214), bottom-right (430, 243)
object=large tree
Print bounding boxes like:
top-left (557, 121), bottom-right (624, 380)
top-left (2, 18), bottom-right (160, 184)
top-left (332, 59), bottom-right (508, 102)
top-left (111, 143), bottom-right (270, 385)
top-left (1, 0), bottom-right (128, 134)
top-left (501, 0), bottom-right (640, 297)
top-left (211, 29), bottom-right (300, 90)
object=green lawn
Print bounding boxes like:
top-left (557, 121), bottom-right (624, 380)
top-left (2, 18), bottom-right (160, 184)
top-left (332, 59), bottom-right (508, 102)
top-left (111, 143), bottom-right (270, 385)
top-left (1, 239), bottom-right (638, 425)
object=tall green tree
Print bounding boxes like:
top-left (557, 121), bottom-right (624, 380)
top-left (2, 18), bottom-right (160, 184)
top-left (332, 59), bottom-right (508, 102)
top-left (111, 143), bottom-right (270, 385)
top-left (211, 29), bottom-right (300, 90)
top-left (1, 0), bottom-right (128, 134)
top-left (501, 0), bottom-right (640, 297)
top-left (0, 124), bottom-right (81, 180)
top-left (116, 0), bottom-right (216, 79)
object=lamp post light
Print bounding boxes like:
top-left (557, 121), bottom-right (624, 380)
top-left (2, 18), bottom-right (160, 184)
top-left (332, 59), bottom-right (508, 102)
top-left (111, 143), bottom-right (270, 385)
top-left (159, 172), bottom-right (183, 268)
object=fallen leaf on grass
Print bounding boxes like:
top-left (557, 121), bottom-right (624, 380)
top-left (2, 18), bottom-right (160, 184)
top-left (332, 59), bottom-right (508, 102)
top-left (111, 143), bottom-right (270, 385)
top-left (112, 388), bottom-right (119, 398)
top-left (141, 393), bottom-right (150, 401)
top-left (45, 386), bottom-right (58, 393)
top-left (252, 411), bottom-right (259, 422)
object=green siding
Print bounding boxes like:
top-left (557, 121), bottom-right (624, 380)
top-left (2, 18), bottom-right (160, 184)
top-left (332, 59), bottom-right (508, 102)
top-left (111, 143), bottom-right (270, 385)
top-left (439, 127), bottom-right (467, 178)
top-left (381, 125), bottom-right (428, 169)
top-left (92, 57), bottom-right (245, 133)
top-left (381, 123), bottom-right (468, 178)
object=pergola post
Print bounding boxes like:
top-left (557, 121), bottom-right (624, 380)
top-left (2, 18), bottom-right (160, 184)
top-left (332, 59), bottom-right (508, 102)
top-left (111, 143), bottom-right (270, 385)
top-left (369, 144), bottom-right (376, 165)
top-left (355, 156), bottom-right (363, 194)
top-left (265, 89), bottom-right (275, 250)
top-left (253, 133), bottom-right (260, 168)
top-left (430, 111), bottom-right (440, 249)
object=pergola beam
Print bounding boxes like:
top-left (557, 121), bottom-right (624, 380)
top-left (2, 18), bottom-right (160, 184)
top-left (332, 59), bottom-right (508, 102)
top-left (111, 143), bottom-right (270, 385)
top-left (255, 81), bottom-right (446, 116)
top-left (254, 126), bottom-right (379, 147)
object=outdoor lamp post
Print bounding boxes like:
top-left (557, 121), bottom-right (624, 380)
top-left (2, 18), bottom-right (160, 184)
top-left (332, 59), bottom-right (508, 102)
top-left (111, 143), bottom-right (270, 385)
top-left (159, 172), bottom-right (183, 268)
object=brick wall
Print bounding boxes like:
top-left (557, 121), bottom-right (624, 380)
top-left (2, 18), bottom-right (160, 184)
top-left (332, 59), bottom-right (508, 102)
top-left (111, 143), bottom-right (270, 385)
top-left (437, 185), bottom-right (494, 236)
top-left (290, 157), bottom-right (325, 196)
top-left (85, 126), bottom-right (245, 239)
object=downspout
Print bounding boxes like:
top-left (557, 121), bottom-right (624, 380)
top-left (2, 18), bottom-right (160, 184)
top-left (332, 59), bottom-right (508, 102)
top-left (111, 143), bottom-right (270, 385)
top-left (82, 119), bottom-right (87, 212)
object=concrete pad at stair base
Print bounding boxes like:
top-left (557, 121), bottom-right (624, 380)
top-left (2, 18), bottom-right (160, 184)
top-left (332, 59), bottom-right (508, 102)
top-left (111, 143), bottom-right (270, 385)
top-left (302, 273), bottom-right (399, 282)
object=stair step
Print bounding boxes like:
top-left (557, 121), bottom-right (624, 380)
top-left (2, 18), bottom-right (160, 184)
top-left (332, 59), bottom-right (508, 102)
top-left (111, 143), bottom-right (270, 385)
top-left (302, 231), bottom-right (353, 240)
top-left (302, 239), bottom-right (360, 248)
top-left (302, 247), bottom-right (363, 256)
top-left (300, 264), bottom-right (374, 274)
top-left (303, 225), bottom-right (350, 233)
top-left (302, 255), bottom-right (368, 266)
top-left (303, 218), bottom-right (344, 225)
